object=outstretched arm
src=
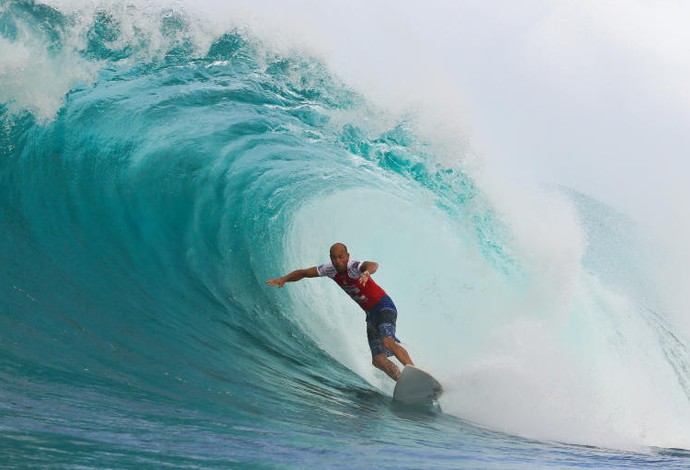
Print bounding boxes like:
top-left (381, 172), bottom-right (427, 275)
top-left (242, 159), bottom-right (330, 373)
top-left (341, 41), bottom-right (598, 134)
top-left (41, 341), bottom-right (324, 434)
top-left (266, 267), bottom-right (319, 288)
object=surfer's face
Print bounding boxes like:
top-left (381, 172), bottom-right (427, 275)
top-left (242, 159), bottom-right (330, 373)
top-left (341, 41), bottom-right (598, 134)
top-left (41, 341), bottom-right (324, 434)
top-left (329, 246), bottom-right (349, 273)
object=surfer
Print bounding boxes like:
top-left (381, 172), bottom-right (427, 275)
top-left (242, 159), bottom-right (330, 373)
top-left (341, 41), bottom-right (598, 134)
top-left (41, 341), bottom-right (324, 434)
top-left (266, 242), bottom-right (413, 381)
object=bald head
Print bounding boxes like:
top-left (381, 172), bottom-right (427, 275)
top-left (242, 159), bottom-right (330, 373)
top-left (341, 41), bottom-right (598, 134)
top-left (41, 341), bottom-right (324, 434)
top-left (329, 243), bottom-right (348, 256)
top-left (329, 243), bottom-right (349, 273)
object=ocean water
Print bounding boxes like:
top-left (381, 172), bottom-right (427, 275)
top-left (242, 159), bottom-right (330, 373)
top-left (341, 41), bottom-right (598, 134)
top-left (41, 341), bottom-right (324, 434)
top-left (2, 1), bottom-right (690, 468)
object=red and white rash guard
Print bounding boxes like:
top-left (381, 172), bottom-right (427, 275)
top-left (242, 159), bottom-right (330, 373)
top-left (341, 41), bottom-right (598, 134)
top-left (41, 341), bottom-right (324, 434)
top-left (317, 259), bottom-right (386, 310)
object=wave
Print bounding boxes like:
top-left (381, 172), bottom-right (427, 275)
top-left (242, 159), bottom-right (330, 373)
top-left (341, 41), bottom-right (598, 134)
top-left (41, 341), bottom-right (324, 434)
top-left (2, 1), bottom-right (690, 462)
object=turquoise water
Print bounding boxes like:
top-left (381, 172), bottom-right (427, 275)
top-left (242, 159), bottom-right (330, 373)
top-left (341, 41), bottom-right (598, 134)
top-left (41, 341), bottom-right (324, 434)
top-left (2, 2), bottom-right (690, 468)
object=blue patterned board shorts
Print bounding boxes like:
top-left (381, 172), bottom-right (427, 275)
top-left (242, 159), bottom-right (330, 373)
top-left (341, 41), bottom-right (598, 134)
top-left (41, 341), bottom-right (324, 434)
top-left (365, 295), bottom-right (400, 358)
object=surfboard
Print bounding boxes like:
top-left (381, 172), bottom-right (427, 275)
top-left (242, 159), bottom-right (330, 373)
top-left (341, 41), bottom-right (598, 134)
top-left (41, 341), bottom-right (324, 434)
top-left (393, 365), bottom-right (443, 405)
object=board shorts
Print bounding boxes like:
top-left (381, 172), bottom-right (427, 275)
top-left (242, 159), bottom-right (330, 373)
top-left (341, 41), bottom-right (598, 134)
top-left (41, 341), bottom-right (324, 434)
top-left (365, 295), bottom-right (400, 358)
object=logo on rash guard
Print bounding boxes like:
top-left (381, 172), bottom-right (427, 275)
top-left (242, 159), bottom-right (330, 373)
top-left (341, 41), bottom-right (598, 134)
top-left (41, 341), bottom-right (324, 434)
top-left (318, 260), bottom-right (387, 310)
top-left (333, 271), bottom-right (385, 310)
top-left (340, 281), bottom-right (365, 304)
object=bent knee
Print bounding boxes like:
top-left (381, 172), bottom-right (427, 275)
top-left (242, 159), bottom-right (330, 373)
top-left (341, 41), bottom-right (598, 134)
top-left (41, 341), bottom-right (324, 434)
top-left (372, 354), bottom-right (387, 367)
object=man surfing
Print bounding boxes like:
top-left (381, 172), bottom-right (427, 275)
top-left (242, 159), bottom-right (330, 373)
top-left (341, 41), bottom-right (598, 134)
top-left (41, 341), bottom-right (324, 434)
top-left (266, 242), bottom-right (413, 381)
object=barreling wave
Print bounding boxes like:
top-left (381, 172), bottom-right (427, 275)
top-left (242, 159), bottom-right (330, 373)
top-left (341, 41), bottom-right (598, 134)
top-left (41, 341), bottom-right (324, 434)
top-left (2, 1), bottom-right (690, 467)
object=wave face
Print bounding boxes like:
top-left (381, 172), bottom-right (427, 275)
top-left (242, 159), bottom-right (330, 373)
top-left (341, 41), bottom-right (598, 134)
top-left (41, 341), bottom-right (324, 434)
top-left (2, 2), bottom-right (690, 468)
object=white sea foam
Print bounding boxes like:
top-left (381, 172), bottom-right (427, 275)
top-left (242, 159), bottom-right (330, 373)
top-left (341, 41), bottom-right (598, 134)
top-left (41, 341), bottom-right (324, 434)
top-left (0, 20), bottom-right (98, 122)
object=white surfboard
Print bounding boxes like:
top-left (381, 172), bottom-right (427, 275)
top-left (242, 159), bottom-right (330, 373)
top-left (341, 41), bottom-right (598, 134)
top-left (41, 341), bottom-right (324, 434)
top-left (393, 365), bottom-right (443, 405)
